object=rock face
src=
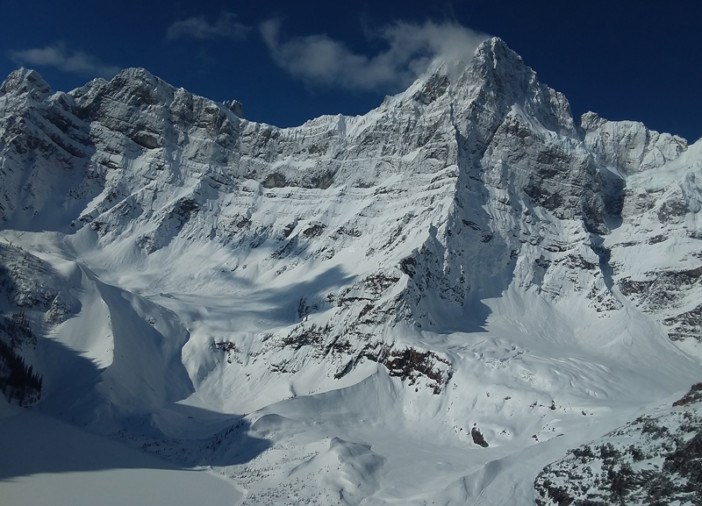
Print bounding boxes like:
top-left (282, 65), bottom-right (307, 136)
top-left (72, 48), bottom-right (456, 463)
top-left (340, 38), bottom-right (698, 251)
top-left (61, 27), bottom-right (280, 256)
top-left (581, 112), bottom-right (701, 345)
top-left (0, 37), bottom-right (700, 504)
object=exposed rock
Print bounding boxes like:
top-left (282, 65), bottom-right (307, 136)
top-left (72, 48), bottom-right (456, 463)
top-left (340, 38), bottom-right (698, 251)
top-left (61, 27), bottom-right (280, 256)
top-left (535, 383), bottom-right (702, 505)
top-left (471, 426), bottom-right (489, 447)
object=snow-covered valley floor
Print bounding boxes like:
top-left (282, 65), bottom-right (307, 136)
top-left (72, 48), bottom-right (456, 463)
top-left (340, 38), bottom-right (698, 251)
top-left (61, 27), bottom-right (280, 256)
top-left (0, 397), bottom-right (242, 506)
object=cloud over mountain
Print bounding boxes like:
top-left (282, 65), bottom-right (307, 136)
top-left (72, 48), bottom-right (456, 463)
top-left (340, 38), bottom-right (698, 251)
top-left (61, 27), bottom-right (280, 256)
top-left (260, 19), bottom-right (487, 92)
top-left (8, 43), bottom-right (118, 78)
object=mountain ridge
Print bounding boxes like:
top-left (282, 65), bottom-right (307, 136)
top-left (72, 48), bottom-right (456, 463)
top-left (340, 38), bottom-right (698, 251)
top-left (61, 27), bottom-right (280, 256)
top-left (0, 36), bottom-right (700, 504)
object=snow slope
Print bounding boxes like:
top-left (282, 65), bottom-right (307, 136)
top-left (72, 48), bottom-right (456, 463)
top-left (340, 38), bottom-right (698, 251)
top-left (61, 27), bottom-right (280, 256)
top-left (0, 37), bottom-right (700, 504)
top-left (0, 396), bottom-right (242, 506)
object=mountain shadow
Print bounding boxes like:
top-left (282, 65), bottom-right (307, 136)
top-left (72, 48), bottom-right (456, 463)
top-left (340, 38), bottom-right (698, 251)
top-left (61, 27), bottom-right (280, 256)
top-left (0, 328), bottom-right (270, 481)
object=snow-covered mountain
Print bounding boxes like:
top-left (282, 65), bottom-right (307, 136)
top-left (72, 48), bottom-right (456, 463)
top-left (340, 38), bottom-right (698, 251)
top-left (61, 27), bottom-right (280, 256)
top-left (0, 37), bottom-right (700, 504)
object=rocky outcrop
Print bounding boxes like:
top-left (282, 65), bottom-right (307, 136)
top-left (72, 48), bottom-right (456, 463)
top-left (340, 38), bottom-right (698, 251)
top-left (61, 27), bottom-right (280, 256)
top-left (535, 383), bottom-right (702, 505)
top-left (581, 111), bottom-right (688, 175)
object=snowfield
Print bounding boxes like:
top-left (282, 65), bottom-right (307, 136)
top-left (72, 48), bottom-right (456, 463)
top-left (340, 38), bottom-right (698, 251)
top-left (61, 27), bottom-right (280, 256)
top-left (0, 37), bottom-right (700, 504)
top-left (0, 397), bottom-right (242, 506)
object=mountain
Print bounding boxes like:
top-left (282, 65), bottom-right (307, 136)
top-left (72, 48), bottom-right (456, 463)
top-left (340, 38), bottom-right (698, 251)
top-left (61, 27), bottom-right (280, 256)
top-left (0, 37), bottom-right (700, 504)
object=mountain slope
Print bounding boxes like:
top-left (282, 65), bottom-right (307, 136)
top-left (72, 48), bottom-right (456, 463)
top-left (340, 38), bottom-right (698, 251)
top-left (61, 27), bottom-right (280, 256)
top-left (535, 383), bottom-right (702, 505)
top-left (0, 37), bottom-right (700, 504)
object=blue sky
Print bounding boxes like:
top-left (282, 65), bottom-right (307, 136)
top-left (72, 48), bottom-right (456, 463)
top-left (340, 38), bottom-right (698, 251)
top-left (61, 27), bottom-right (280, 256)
top-left (1, 0), bottom-right (700, 141)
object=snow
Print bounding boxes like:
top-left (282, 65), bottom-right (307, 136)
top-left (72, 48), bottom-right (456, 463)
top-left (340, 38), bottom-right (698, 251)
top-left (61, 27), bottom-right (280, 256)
top-left (534, 384), bottom-right (702, 504)
top-left (0, 37), bottom-right (700, 504)
top-left (0, 398), bottom-right (242, 506)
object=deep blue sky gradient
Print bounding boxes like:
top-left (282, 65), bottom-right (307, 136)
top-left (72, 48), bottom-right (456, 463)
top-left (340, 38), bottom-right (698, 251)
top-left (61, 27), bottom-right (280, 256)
top-left (1, 0), bottom-right (700, 141)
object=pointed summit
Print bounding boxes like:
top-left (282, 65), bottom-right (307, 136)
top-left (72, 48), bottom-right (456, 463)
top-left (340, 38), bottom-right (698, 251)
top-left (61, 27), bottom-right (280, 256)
top-left (470, 36), bottom-right (535, 90)
top-left (440, 36), bottom-right (576, 137)
top-left (474, 36), bottom-right (525, 68)
top-left (103, 67), bottom-right (176, 106)
top-left (0, 68), bottom-right (52, 99)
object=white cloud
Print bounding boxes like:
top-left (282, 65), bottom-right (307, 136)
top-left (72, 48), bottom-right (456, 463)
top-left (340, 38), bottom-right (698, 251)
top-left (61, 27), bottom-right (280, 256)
top-left (9, 44), bottom-right (119, 78)
top-left (260, 19), bottom-right (487, 92)
top-left (167, 11), bottom-right (250, 40)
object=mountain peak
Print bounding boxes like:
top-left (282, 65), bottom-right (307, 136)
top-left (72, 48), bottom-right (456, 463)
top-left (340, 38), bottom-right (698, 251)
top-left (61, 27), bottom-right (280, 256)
top-left (99, 66), bottom-right (176, 107)
top-left (0, 68), bottom-right (52, 99)
top-left (436, 35), bottom-right (577, 137)
top-left (113, 66), bottom-right (160, 84)
top-left (478, 36), bottom-right (514, 53)
top-left (474, 36), bottom-right (525, 71)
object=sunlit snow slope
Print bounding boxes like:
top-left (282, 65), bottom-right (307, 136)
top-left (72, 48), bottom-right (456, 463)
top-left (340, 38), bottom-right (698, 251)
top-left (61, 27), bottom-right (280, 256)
top-left (0, 37), bottom-right (700, 505)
